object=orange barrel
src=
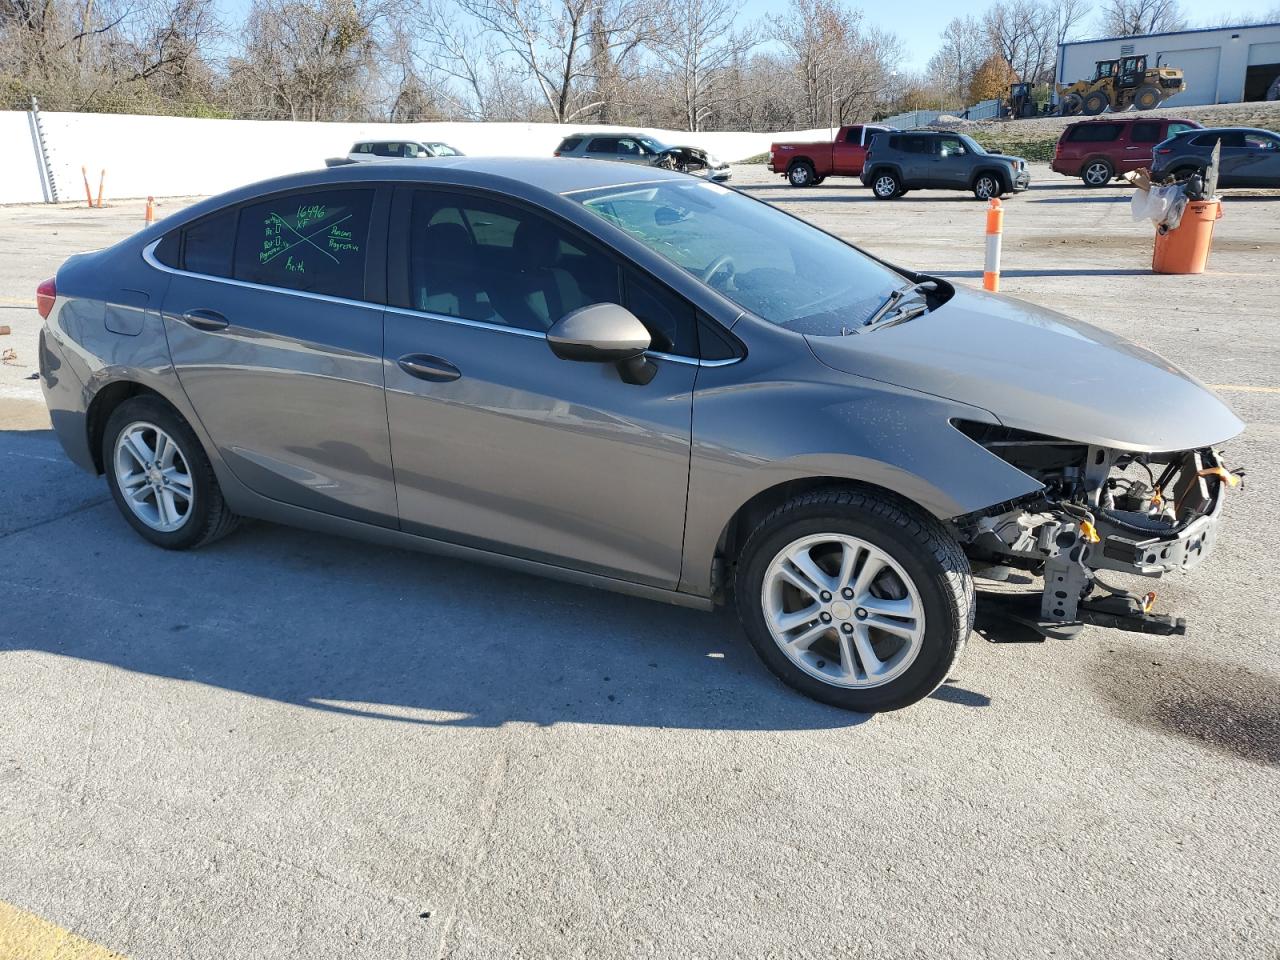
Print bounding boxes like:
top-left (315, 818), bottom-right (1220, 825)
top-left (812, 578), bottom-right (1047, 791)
top-left (1152, 199), bottom-right (1222, 275)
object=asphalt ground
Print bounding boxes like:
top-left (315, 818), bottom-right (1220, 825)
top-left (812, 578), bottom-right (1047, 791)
top-left (1, 164), bottom-right (1277, 959)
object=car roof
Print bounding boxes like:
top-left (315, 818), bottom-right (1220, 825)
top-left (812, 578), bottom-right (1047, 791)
top-left (1177, 126), bottom-right (1276, 135)
top-left (1068, 116), bottom-right (1197, 125)
top-left (158, 157), bottom-right (691, 228)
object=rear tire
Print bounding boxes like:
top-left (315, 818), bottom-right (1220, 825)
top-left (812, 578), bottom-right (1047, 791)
top-left (788, 161), bottom-right (816, 187)
top-left (1059, 93), bottom-right (1084, 116)
top-left (103, 395), bottom-right (240, 550)
top-left (1082, 91), bottom-right (1109, 115)
top-left (1081, 158), bottom-right (1113, 187)
top-left (734, 488), bottom-right (973, 713)
top-left (1135, 85), bottom-right (1162, 110)
top-left (871, 170), bottom-right (901, 199)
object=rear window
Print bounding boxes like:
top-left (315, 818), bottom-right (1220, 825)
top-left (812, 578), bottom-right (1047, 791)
top-left (232, 189), bottom-right (374, 299)
top-left (587, 137), bottom-right (618, 153)
top-left (557, 137), bottom-right (583, 152)
top-left (1067, 123), bottom-right (1122, 143)
top-left (181, 208), bottom-right (237, 277)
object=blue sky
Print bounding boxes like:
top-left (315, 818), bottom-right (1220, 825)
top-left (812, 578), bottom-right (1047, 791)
top-left (212, 0), bottom-right (1280, 73)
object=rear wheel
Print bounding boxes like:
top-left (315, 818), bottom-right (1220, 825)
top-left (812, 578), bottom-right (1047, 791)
top-left (973, 173), bottom-right (1002, 200)
top-left (1135, 85), bottom-right (1162, 110)
top-left (1082, 158), bottom-right (1113, 187)
top-left (788, 161), bottom-right (816, 187)
top-left (1082, 91), bottom-right (1110, 115)
top-left (103, 395), bottom-right (240, 550)
top-left (734, 489), bottom-right (973, 712)
top-left (1059, 93), bottom-right (1084, 116)
top-left (871, 170), bottom-right (901, 199)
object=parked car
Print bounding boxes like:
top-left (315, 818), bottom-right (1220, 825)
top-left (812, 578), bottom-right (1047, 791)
top-left (1150, 126), bottom-right (1280, 187)
top-left (348, 140), bottom-right (465, 160)
top-left (1051, 116), bottom-right (1201, 186)
top-left (860, 131), bottom-right (1030, 200)
top-left (37, 158), bottom-right (1241, 712)
top-left (554, 133), bottom-right (731, 181)
top-left (768, 124), bottom-right (895, 187)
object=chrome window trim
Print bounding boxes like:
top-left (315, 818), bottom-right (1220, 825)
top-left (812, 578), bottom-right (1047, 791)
top-left (142, 238), bottom-right (378, 312)
top-left (143, 238), bottom-right (740, 365)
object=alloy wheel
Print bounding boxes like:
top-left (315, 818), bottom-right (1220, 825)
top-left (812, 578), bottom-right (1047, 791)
top-left (1084, 162), bottom-right (1110, 186)
top-left (113, 421), bottom-right (195, 532)
top-left (874, 176), bottom-right (897, 197)
top-left (975, 176), bottom-right (997, 199)
top-left (761, 533), bottom-right (926, 689)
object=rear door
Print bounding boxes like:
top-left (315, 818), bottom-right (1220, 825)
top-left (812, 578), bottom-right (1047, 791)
top-left (157, 184), bottom-right (398, 526)
top-left (1121, 121), bottom-right (1164, 172)
top-left (381, 186), bottom-right (698, 587)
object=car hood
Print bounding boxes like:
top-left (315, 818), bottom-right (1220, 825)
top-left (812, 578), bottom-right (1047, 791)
top-left (805, 286), bottom-right (1243, 452)
top-left (983, 153), bottom-right (1023, 165)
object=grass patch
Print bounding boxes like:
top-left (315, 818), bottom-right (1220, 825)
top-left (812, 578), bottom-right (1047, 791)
top-left (968, 134), bottom-right (1059, 163)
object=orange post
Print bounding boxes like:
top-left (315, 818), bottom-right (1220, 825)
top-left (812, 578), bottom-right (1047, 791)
top-left (81, 166), bottom-right (94, 208)
top-left (144, 196), bottom-right (156, 224)
top-left (96, 169), bottom-right (106, 209)
top-left (983, 198), bottom-right (1003, 292)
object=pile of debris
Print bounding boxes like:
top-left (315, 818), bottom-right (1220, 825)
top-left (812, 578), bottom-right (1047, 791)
top-left (1126, 141), bottom-right (1222, 233)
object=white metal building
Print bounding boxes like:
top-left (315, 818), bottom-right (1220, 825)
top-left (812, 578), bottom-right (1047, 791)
top-left (1056, 22), bottom-right (1280, 107)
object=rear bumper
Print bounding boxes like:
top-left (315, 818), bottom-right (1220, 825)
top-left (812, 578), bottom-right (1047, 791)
top-left (1049, 159), bottom-right (1076, 175)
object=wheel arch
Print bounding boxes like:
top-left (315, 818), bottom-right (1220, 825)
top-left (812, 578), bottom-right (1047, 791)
top-left (86, 380), bottom-right (175, 474)
top-left (970, 166), bottom-right (1012, 191)
top-left (786, 155), bottom-right (815, 171)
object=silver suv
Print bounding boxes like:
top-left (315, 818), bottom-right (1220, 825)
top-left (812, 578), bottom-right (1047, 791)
top-left (555, 132), bottom-right (731, 181)
top-left (348, 140), bottom-right (464, 161)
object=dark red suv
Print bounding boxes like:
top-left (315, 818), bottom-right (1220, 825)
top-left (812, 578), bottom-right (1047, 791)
top-left (1051, 117), bottom-right (1202, 186)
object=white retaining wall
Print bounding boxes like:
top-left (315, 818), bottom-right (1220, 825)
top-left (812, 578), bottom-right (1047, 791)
top-left (1, 112), bottom-right (829, 204)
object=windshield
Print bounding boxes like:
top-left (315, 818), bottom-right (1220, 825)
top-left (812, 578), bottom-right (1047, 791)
top-left (571, 180), bottom-right (904, 334)
top-left (430, 143), bottom-right (462, 156)
top-left (638, 136), bottom-right (669, 154)
top-left (960, 135), bottom-right (986, 155)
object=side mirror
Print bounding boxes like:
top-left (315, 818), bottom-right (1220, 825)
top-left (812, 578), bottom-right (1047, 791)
top-left (547, 303), bottom-right (656, 385)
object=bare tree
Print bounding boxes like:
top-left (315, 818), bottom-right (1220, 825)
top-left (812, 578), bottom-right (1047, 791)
top-left (649, 0), bottom-right (756, 130)
top-left (926, 16), bottom-right (990, 105)
top-left (1097, 0), bottom-right (1185, 36)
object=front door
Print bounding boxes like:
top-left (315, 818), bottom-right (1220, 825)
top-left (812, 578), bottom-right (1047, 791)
top-left (159, 185), bottom-right (398, 526)
top-left (381, 187), bottom-right (697, 588)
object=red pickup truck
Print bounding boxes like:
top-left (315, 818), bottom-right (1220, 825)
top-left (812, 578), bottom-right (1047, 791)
top-left (768, 125), bottom-right (895, 187)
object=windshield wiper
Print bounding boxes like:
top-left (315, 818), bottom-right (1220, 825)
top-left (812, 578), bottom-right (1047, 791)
top-left (856, 281), bottom-right (937, 332)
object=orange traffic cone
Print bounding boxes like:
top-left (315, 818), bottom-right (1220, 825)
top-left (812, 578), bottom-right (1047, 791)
top-left (144, 196), bottom-right (156, 225)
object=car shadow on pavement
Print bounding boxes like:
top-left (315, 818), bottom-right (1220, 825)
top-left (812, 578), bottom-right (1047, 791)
top-left (0, 429), bottom-right (992, 732)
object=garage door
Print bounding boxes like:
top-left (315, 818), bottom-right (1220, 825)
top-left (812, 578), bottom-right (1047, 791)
top-left (1158, 46), bottom-right (1221, 106)
top-left (1248, 41), bottom-right (1280, 66)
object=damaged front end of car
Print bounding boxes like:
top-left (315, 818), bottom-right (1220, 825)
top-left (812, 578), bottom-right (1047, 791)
top-left (950, 420), bottom-right (1243, 639)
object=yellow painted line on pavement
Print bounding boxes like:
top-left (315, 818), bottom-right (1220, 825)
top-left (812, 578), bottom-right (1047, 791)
top-left (1209, 383), bottom-right (1280, 394)
top-left (0, 297), bottom-right (33, 307)
top-left (0, 900), bottom-right (127, 960)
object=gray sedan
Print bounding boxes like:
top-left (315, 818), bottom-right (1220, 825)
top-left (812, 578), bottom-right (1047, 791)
top-left (37, 158), bottom-right (1242, 712)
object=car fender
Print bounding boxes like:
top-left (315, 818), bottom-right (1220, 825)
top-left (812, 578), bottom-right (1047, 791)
top-left (862, 162), bottom-right (903, 185)
top-left (677, 322), bottom-right (1043, 597)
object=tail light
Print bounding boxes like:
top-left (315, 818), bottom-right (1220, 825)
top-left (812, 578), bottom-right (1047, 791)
top-left (553, 150), bottom-right (561, 157)
top-left (36, 277), bottom-right (55, 319)
top-left (1156, 147), bottom-right (1173, 155)
top-left (1054, 138), bottom-right (1064, 157)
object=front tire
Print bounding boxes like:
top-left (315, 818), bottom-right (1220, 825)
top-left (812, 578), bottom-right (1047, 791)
top-left (1082, 91), bottom-right (1109, 115)
top-left (871, 171), bottom-right (901, 199)
top-left (973, 173), bottom-right (1002, 200)
top-left (1134, 85), bottom-right (1162, 110)
top-left (734, 489), bottom-right (973, 712)
top-left (103, 395), bottom-right (240, 550)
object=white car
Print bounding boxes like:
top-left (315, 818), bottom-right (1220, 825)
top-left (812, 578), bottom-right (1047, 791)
top-left (348, 140), bottom-right (465, 161)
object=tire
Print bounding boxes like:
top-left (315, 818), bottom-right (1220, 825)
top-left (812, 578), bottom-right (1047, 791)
top-left (787, 161), bottom-right (816, 187)
top-left (871, 170), bottom-right (901, 199)
top-left (103, 395), bottom-right (240, 550)
top-left (1081, 158), bottom-right (1113, 187)
top-left (734, 488), bottom-right (973, 713)
top-left (1082, 91), bottom-right (1109, 115)
top-left (1059, 93), bottom-right (1084, 116)
top-left (973, 173), bottom-right (1002, 200)
top-left (1135, 85), bottom-right (1162, 110)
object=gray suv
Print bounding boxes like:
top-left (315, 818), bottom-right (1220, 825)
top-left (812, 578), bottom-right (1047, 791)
top-left (555, 132), bottom-right (731, 181)
top-left (860, 131), bottom-right (1030, 200)
top-left (1150, 127), bottom-right (1280, 187)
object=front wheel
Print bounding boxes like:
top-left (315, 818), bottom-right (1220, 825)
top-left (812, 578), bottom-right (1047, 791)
top-left (871, 171), bottom-right (901, 199)
top-left (734, 489), bottom-right (973, 712)
top-left (103, 395), bottom-right (240, 550)
top-left (973, 174), bottom-right (1002, 200)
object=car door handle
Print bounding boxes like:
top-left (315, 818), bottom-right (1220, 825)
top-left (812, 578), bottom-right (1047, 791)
top-left (181, 309), bottom-right (229, 331)
top-left (398, 354), bottom-right (461, 382)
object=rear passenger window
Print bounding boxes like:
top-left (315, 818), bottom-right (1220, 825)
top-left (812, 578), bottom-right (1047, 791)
top-left (899, 136), bottom-right (932, 154)
top-left (1067, 123), bottom-right (1121, 142)
top-left (1130, 122), bottom-right (1161, 143)
top-left (181, 208), bottom-right (237, 277)
top-left (587, 138), bottom-right (618, 153)
top-left (233, 189), bottom-right (373, 299)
